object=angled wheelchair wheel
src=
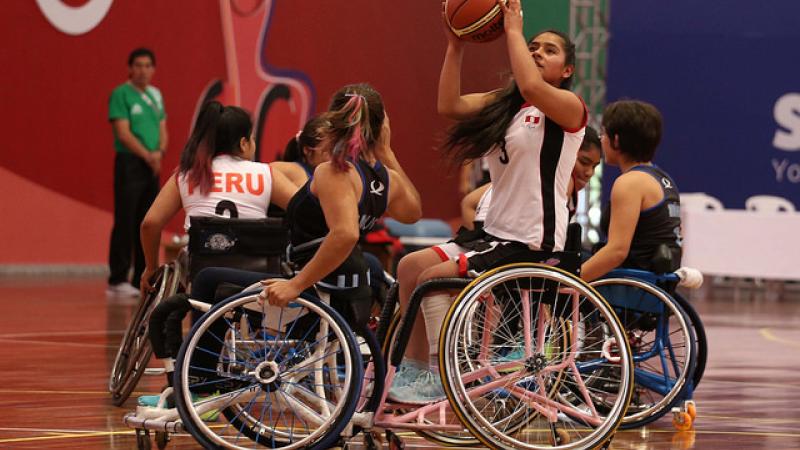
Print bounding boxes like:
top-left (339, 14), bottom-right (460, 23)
top-left (174, 291), bottom-right (363, 450)
top-left (440, 263), bottom-right (633, 450)
top-left (672, 293), bottom-right (707, 389)
top-left (109, 263), bottom-right (182, 406)
top-left (591, 278), bottom-right (697, 429)
top-left (354, 327), bottom-right (385, 418)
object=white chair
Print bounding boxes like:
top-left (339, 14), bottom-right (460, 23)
top-left (745, 195), bottom-right (796, 213)
top-left (680, 193), bottom-right (724, 211)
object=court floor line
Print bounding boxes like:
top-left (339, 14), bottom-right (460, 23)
top-left (760, 327), bottom-right (800, 348)
top-left (699, 414), bottom-right (800, 424)
top-left (2, 424), bottom-right (799, 445)
top-left (0, 329), bottom-right (125, 339)
top-left (0, 337), bottom-right (115, 349)
top-left (0, 388), bottom-right (153, 396)
top-left (0, 427), bottom-right (110, 434)
top-left (0, 429), bottom-right (135, 444)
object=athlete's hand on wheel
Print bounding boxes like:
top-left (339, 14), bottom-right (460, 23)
top-left (140, 267), bottom-right (156, 297)
top-left (259, 279), bottom-right (302, 307)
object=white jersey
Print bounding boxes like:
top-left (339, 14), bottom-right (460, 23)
top-left (484, 104), bottom-right (585, 251)
top-left (177, 154), bottom-right (272, 229)
top-left (474, 186), bottom-right (493, 223)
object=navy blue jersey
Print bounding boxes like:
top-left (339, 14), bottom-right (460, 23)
top-left (601, 165), bottom-right (682, 272)
top-left (294, 160), bottom-right (314, 178)
top-left (288, 159), bottom-right (389, 250)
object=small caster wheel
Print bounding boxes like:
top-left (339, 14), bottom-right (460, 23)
top-left (671, 407), bottom-right (693, 431)
top-left (135, 429), bottom-right (152, 450)
top-left (155, 431), bottom-right (169, 450)
top-left (685, 400), bottom-right (697, 421)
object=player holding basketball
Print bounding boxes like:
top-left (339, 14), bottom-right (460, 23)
top-left (390, 0), bottom-right (587, 403)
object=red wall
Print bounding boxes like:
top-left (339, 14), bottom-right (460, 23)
top-left (0, 0), bottom-right (508, 264)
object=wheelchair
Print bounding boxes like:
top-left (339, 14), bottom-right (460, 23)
top-left (109, 250), bottom-right (188, 406)
top-left (167, 241), bottom-right (635, 449)
top-left (590, 268), bottom-right (706, 430)
top-left (109, 216), bottom-right (288, 407)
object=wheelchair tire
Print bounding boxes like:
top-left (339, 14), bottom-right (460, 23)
top-left (440, 263), bottom-right (633, 450)
top-left (672, 293), bottom-right (707, 389)
top-left (591, 278), bottom-right (697, 429)
top-left (174, 290), bottom-right (363, 450)
top-left (109, 264), bottom-right (182, 406)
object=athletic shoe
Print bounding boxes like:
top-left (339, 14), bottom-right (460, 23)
top-left (388, 370), bottom-right (446, 404)
top-left (138, 392), bottom-right (220, 421)
top-left (106, 282), bottom-right (140, 298)
top-left (387, 361), bottom-right (428, 400)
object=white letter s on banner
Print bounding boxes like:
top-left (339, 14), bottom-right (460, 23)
top-left (773, 93), bottom-right (800, 151)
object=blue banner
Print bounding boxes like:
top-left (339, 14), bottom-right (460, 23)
top-left (605, 0), bottom-right (800, 209)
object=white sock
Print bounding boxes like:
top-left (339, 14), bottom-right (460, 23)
top-left (420, 293), bottom-right (452, 369)
top-left (163, 357), bottom-right (175, 372)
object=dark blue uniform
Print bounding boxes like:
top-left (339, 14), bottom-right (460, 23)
top-left (601, 165), bottom-right (682, 272)
top-left (287, 158), bottom-right (390, 328)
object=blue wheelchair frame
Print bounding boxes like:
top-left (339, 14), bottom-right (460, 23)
top-left (590, 269), bottom-right (701, 429)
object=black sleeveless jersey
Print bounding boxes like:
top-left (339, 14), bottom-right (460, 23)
top-left (295, 160), bottom-right (314, 178)
top-left (287, 158), bottom-right (390, 263)
top-left (601, 165), bottom-right (682, 272)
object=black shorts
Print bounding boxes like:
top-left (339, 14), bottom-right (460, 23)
top-left (460, 237), bottom-right (580, 277)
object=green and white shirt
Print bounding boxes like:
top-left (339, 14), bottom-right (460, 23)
top-left (108, 82), bottom-right (166, 153)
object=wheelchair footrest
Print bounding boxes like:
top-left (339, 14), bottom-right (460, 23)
top-left (124, 412), bottom-right (184, 434)
top-left (144, 368), bottom-right (166, 376)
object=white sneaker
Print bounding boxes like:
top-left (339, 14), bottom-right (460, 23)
top-left (106, 282), bottom-right (140, 298)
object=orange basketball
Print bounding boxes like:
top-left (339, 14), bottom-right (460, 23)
top-left (445, 0), bottom-right (504, 43)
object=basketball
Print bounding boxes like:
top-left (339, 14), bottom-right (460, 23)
top-left (445, 0), bottom-right (505, 43)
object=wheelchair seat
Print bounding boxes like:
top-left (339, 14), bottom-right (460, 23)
top-left (488, 222), bottom-right (583, 276)
top-left (187, 216), bottom-right (288, 281)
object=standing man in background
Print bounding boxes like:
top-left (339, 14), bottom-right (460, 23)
top-left (107, 48), bottom-right (167, 297)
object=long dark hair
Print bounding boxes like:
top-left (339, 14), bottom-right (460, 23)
top-left (323, 83), bottom-right (385, 171)
top-left (281, 115), bottom-right (329, 163)
top-left (443, 30), bottom-right (576, 165)
top-left (179, 101), bottom-right (252, 194)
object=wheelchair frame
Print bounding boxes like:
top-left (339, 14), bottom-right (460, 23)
top-left (139, 262), bottom-right (635, 450)
top-left (591, 268), bottom-right (706, 430)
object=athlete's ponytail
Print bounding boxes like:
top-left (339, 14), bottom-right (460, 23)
top-left (443, 30), bottom-right (576, 166)
top-left (324, 84), bottom-right (385, 171)
top-left (179, 101), bottom-right (253, 194)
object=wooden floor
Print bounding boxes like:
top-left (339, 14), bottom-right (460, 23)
top-left (0, 276), bottom-right (799, 449)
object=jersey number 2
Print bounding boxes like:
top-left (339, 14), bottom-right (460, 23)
top-left (215, 200), bottom-right (239, 218)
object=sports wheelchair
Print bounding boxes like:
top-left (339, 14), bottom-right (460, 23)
top-left (590, 268), bottom-right (706, 431)
top-left (156, 236), bottom-right (637, 449)
top-left (108, 216), bottom-right (288, 407)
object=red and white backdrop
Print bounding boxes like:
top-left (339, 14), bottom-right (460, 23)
top-left (0, 0), bottom-right (507, 265)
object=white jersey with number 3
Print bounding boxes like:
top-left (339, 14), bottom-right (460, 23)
top-left (484, 104), bottom-right (586, 251)
top-left (177, 154), bottom-right (272, 229)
